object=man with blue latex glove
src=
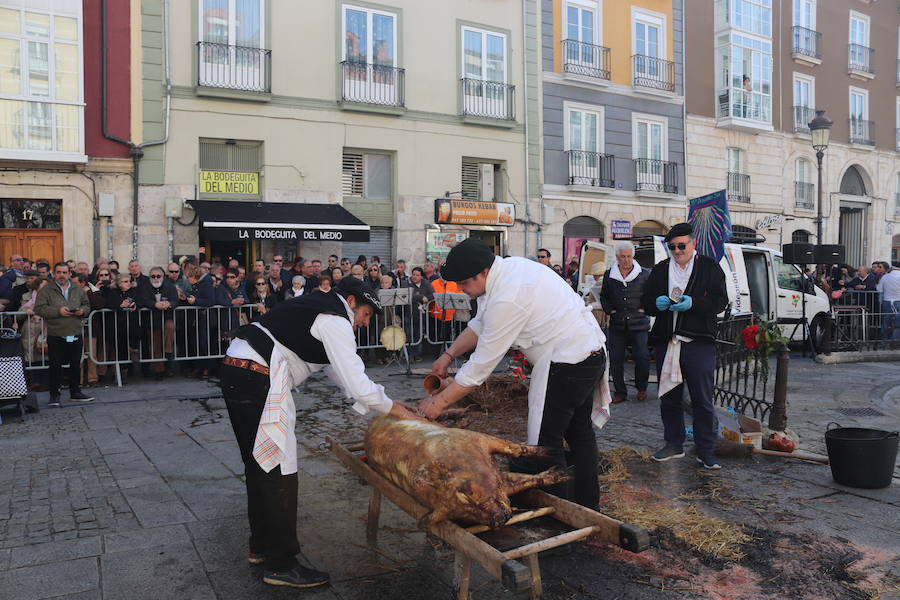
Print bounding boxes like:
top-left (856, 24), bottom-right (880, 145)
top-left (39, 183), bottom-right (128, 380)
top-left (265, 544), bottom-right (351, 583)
top-left (670, 295), bottom-right (692, 311)
top-left (640, 223), bottom-right (728, 470)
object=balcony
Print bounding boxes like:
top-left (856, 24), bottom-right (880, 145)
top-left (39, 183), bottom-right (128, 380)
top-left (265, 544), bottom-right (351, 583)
top-left (848, 118), bottom-right (874, 146)
top-left (793, 106), bottom-right (814, 134)
top-left (196, 41), bottom-right (271, 94)
top-left (566, 150), bottom-right (615, 188)
top-left (895, 193), bottom-right (900, 218)
top-left (848, 44), bottom-right (875, 80)
top-left (633, 159), bottom-right (678, 194)
top-left (716, 88), bottom-right (773, 133)
top-left (562, 40), bottom-right (611, 82)
top-left (794, 182), bottom-right (815, 210)
top-left (340, 62), bottom-right (405, 112)
top-left (727, 172), bottom-right (751, 204)
top-left (460, 78), bottom-right (515, 122)
top-left (631, 55), bottom-right (675, 94)
top-left (791, 26), bottom-right (821, 66)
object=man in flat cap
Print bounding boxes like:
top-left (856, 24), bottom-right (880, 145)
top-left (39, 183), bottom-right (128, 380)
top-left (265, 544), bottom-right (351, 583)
top-left (420, 238), bottom-right (611, 509)
top-left (640, 223), bottom-right (728, 469)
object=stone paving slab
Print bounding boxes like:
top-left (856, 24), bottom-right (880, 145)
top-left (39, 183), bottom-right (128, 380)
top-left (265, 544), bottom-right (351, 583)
top-left (103, 524), bottom-right (191, 554)
top-left (9, 537), bottom-right (101, 569)
top-left (99, 543), bottom-right (215, 600)
top-left (0, 557), bottom-right (99, 600)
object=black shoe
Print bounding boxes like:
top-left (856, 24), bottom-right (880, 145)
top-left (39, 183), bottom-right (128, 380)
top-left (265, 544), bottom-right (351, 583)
top-left (651, 445), bottom-right (685, 462)
top-left (69, 391), bottom-right (95, 402)
top-left (263, 565), bottom-right (329, 589)
top-left (48, 395), bottom-right (61, 408)
top-left (696, 455), bottom-right (722, 470)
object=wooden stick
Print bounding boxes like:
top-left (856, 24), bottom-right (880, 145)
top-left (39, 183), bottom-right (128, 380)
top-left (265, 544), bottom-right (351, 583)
top-left (503, 526), bottom-right (598, 560)
top-left (753, 447), bottom-right (829, 464)
top-left (526, 553), bottom-right (543, 600)
top-left (465, 507), bottom-right (557, 534)
top-left (366, 487), bottom-right (382, 546)
top-left (345, 441), bottom-right (365, 452)
top-left (519, 490), bottom-right (622, 546)
top-left (454, 552), bottom-right (472, 600)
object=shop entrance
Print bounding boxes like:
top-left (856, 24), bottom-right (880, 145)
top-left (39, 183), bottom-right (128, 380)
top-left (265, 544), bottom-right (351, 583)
top-left (468, 230), bottom-right (502, 256)
top-left (203, 239), bottom-right (253, 268)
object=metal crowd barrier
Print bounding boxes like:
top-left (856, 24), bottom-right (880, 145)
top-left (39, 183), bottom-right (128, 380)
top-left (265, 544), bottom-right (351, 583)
top-left (0, 310), bottom-right (87, 371)
top-left (830, 291), bottom-right (900, 352)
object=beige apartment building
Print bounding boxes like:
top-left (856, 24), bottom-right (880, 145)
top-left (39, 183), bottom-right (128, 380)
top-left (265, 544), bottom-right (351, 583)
top-left (684, 0), bottom-right (900, 267)
top-left (135, 0), bottom-right (542, 268)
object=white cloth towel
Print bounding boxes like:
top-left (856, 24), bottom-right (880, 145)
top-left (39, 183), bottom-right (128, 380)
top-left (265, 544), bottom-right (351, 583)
top-left (657, 337), bottom-right (683, 397)
top-left (609, 263), bottom-right (642, 284)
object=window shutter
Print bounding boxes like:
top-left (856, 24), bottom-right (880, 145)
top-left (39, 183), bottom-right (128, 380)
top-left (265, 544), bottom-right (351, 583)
top-left (342, 152), bottom-right (364, 196)
top-left (461, 160), bottom-right (480, 201)
top-left (199, 141), bottom-right (228, 170)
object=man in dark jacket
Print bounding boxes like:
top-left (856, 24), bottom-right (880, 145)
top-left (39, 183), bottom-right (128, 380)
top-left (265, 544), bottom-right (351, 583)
top-left (641, 223), bottom-right (728, 470)
top-left (185, 264), bottom-right (216, 377)
top-left (599, 241), bottom-right (650, 404)
top-left (136, 266), bottom-right (180, 379)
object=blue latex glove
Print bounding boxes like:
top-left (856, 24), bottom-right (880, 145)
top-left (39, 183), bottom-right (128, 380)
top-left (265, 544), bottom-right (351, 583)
top-left (670, 295), bottom-right (693, 312)
top-left (655, 295), bottom-right (672, 311)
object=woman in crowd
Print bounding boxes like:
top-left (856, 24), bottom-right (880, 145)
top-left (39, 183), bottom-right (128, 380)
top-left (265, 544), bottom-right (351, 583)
top-left (248, 275), bottom-right (277, 314)
top-left (76, 273), bottom-right (108, 387)
top-left (350, 264), bottom-right (365, 281)
top-left (19, 277), bottom-right (48, 366)
top-left (286, 275), bottom-right (305, 299)
top-left (317, 273), bottom-right (332, 293)
top-left (355, 255), bottom-right (368, 269)
top-left (105, 273), bottom-right (140, 381)
top-left (331, 267), bottom-right (343, 284)
top-left (364, 265), bottom-right (382, 292)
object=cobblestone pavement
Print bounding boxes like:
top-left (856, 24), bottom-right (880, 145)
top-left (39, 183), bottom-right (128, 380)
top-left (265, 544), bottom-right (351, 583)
top-left (0, 355), bottom-right (897, 600)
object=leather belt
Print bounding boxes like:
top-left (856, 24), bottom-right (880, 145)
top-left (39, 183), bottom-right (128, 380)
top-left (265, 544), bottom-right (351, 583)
top-left (223, 355), bottom-right (270, 376)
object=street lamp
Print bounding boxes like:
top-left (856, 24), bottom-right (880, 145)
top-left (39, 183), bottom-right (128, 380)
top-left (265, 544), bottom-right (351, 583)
top-left (808, 110), bottom-right (833, 244)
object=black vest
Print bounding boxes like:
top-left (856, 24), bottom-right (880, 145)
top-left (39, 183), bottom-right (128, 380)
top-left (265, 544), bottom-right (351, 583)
top-left (240, 291), bottom-right (351, 364)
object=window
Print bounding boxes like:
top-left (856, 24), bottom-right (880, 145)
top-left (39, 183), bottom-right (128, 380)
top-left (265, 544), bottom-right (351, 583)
top-left (791, 229), bottom-right (811, 243)
top-left (461, 159), bottom-right (501, 202)
top-left (565, 1), bottom-right (599, 46)
top-left (848, 11), bottom-right (871, 72)
top-left (461, 26), bottom-right (511, 119)
top-left (198, 0), bottom-right (267, 92)
top-left (563, 0), bottom-right (607, 78)
top-left (717, 0), bottom-right (772, 37)
top-left (716, 32), bottom-right (773, 123)
top-left (795, 158), bottom-right (814, 208)
top-left (895, 172), bottom-right (900, 217)
top-left (342, 151), bottom-right (394, 228)
top-left (775, 256), bottom-right (804, 292)
top-left (793, 0), bottom-right (814, 29)
top-left (633, 114), bottom-right (675, 193)
top-left (727, 147), bottom-right (744, 173)
top-left (895, 97), bottom-right (899, 151)
top-left (633, 115), bottom-right (666, 161)
top-left (727, 147), bottom-right (750, 203)
top-left (793, 74), bottom-right (814, 132)
top-left (632, 7), bottom-right (669, 87)
top-left (849, 87), bottom-right (869, 144)
top-left (0, 6), bottom-right (82, 159)
top-left (341, 5), bottom-right (400, 105)
top-left (564, 103), bottom-right (609, 186)
top-left (199, 139), bottom-right (262, 199)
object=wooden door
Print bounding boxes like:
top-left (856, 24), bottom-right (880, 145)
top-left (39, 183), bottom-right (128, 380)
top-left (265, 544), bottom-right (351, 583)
top-left (0, 229), bottom-right (63, 264)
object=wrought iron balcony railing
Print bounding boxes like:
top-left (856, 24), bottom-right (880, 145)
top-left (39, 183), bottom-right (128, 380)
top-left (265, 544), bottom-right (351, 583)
top-left (632, 54), bottom-right (675, 92)
top-left (792, 26), bottom-right (821, 59)
top-left (848, 43), bottom-right (874, 74)
top-left (727, 172), bottom-right (751, 203)
top-left (566, 150), bottom-right (615, 188)
top-left (794, 182), bottom-right (814, 210)
top-left (197, 41), bottom-right (271, 92)
top-left (895, 193), bottom-right (900, 218)
top-left (562, 40), bottom-right (611, 81)
top-left (848, 118), bottom-right (874, 146)
top-left (633, 159), bottom-right (678, 194)
top-left (340, 61), bottom-right (405, 107)
top-left (460, 78), bottom-right (515, 120)
top-left (793, 106), bottom-right (814, 134)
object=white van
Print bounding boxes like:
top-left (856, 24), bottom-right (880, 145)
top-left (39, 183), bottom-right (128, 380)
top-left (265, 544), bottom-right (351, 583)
top-left (579, 237), bottom-right (830, 346)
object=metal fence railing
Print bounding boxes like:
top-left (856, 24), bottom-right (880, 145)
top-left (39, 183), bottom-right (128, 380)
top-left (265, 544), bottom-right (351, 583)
top-left (634, 158), bottom-right (678, 194)
top-left (794, 181), bottom-right (814, 209)
top-left (714, 314), bottom-right (776, 423)
top-left (793, 105), bottom-right (814, 133)
top-left (562, 39), bottom-right (611, 80)
top-left (196, 41), bottom-right (271, 92)
top-left (849, 118), bottom-right (875, 146)
top-left (566, 150), bottom-right (615, 188)
top-left (848, 43), bottom-right (874, 74)
top-left (792, 26), bottom-right (821, 60)
top-left (460, 78), bottom-right (515, 120)
top-left (727, 172), bottom-right (751, 204)
top-left (830, 291), bottom-right (900, 352)
top-left (340, 61), bottom-right (405, 107)
top-left (631, 54), bottom-right (675, 92)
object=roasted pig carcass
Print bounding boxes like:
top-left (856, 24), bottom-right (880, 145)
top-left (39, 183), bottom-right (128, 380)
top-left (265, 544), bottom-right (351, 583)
top-left (364, 415), bottom-right (569, 529)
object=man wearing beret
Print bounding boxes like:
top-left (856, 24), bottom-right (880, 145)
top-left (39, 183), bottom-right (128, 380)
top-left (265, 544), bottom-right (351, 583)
top-left (420, 238), bottom-right (611, 509)
top-left (640, 223), bottom-right (728, 469)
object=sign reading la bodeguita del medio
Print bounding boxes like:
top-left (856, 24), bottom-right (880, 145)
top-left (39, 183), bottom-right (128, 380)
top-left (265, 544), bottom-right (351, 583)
top-left (199, 170), bottom-right (259, 195)
top-left (434, 199), bottom-right (516, 226)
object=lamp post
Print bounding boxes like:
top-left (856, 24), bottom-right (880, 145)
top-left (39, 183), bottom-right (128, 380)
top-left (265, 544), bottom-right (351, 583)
top-left (808, 110), bottom-right (833, 244)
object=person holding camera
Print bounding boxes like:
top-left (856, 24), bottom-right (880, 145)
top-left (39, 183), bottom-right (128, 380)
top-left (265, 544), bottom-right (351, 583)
top-left (33, 262), bottom-right (93, 406)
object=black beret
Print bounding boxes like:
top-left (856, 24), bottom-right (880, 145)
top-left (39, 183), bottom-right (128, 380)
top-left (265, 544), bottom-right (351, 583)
top-left (23, 269), bottom-right (39, 276)
top-left (665, 222), bottom-right (693, 242)
top-left (440, 238), bottom-right (496, 282)
top-left (335, 278), bottom-right (382, 311)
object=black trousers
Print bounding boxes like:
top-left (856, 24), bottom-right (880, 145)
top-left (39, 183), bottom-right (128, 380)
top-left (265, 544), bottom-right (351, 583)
top-left (47, 335), bottom-right (84, 396)
top-left (220, 364), bottom-right (300, 571)
top-left (511, 351), bottom-right (605, 509)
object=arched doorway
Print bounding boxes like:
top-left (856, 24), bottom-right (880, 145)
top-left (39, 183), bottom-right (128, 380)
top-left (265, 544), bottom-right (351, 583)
top-left (633, 219), bottom-right (668, 237)
top-left (838, 165), bottom-right (868, 267)
top-left (791, 229), bottom-right (811, 244)
top-left (562, 216), bottom-right (604, 267)
top-left (731, 224), bottom-right (757, 243)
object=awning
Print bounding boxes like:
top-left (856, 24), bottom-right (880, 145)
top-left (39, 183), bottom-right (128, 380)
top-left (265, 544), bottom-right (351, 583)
top-left (188, 200), bottom-right (370, 242)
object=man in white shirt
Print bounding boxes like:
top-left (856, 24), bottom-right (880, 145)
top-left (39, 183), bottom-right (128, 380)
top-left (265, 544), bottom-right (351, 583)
top-left (420, 238), bottom-right (610, 510)
top-left (221, 278), bottom-right (417, 589)
top-left (876, 264), bottom-right (900, 340)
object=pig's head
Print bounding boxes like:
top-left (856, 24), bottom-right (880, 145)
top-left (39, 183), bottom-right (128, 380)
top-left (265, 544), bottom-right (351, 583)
top-left (453, 471), bottom-right (512, 529)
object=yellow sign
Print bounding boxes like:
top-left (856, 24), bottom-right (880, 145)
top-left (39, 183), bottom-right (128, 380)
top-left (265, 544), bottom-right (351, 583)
top-left (199, 170), bottom-right (259, 195)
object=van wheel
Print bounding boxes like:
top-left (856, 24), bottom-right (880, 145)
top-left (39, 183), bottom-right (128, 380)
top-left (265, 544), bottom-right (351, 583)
top-left (809, 315), bottom-right (826, 354)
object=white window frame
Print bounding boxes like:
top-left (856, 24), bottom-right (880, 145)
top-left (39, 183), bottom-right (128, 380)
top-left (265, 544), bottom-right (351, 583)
top-left (729, 0), bottom-right (772, 37)
top-left (795, 157), bottom-right (811, 183)
top-left (340, 4), bottom-right (399, 104)
top-left (849, 86), bottom-right (868, 120)
top-left (792, 0), bottom-right (815, 30)
top-left (562, 0), bottom-right (602, 45)
top-left (198, 0), bottom-right (265, 48)
top-left (631, 7), bottom-right (667, 60)
top-left (460, 25), bottom-right (510, 118)
top-left (895, 97), bottom-right (900, 151)
top-left (460, 25), bottom-right (508, 84)
top-left (631, 112), bottom-right (668, 160)
top-left (341, 4), bottom-right (397, 66)
top-left (727, 147), bottom-right (745, 174)
top-left (0, 5), bottom-right (85, 162)
top-left (563, 101), bottom-right (605, 153)
top-left (793, 73), bottom-right (814, 108)
top-left (198, 0), bottom-right (266, 91)
top-left (848, 10), bottom-right (869, 48)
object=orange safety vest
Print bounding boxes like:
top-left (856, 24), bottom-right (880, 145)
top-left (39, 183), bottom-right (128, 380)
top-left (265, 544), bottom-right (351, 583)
top-left (428, 279), bottom-right (459, 321)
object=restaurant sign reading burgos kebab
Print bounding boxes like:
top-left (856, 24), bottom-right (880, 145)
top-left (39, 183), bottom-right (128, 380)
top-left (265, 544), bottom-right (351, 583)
top-left (434, 199), bottom-right (515, 226)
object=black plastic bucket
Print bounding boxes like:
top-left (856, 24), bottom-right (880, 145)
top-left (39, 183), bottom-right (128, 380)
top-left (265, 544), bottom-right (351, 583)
top-left (825, 423), bottom-right (898, 489)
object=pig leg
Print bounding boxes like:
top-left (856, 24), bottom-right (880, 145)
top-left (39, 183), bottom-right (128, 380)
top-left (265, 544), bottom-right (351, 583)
top-left (502, 468), bottom-right (571, 496)
top-left (482, 437), bottom-right (559, 459)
